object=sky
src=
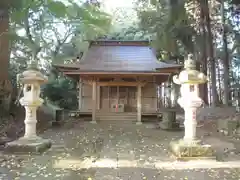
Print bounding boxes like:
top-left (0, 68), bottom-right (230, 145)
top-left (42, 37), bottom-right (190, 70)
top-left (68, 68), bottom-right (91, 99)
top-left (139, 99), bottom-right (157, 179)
top-left (101, 0), bottom-right (138, 30)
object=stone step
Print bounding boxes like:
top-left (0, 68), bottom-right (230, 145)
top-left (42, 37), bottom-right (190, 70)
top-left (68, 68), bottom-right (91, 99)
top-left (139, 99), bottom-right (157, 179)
top-left (96, 112), bottom-right (137, 121)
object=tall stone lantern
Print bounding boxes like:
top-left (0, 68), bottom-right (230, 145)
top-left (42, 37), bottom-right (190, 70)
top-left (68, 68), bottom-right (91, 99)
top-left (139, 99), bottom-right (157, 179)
top-left (170, 54), bottom-right (214, 160)
top-left (6, 63), bottom-right (51, 153)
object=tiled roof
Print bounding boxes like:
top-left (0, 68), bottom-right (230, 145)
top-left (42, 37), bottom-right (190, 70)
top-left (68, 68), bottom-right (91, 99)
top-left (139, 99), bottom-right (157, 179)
top-left (54, 40), bottom-right (181, 72)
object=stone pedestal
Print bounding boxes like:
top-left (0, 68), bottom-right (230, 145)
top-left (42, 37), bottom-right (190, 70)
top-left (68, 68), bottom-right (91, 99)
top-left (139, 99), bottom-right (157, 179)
top-left (159, 111), bottom-right (180, 130)
top-left (169, 96), bottom-right (215, 160)
top-left (5, 137), bottom-right (51, 154)
top-left (169, 139), bottom-right (215, 160)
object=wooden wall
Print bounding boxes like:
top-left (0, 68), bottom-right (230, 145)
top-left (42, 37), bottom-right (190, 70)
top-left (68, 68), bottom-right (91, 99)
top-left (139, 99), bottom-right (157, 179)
top-left (80, 80), bottom-right (157, 113)
top-left (100, 86), bottom-right (137, 112)
top-left (142, 83), bottom-right (157, 113)
top-left (81, 83), bottom-right (92, 112)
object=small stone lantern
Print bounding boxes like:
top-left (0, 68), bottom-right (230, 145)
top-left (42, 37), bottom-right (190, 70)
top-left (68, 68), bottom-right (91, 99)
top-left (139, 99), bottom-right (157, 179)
top-left (169, 54), bottom-right (214, 160)
top-left (6, 63), bottom-right (51, 153)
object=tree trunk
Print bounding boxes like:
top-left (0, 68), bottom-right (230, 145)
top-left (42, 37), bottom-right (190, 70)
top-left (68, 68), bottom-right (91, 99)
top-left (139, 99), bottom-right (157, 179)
top-left (221, 0), bottom-right (230, 105)
top-left (199, 0), bottom-right (209, 105)
top-left (217, 59), bottom-right (222, 103)
top-left (0, 8), bottom-right (12, 114)
top-left (201, 0), bottom-right (218, 106)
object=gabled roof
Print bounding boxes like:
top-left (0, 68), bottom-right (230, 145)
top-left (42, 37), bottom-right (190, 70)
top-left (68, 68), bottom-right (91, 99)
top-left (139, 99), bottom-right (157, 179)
top-left (54, 40), bottom-right (182, 73)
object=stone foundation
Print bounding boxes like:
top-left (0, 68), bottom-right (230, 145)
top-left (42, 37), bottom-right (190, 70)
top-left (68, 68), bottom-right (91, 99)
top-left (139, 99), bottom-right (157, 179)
top-left (5, 137), bottom-right (51, 154)
top-left (169, 139), bottom-right (215, 161)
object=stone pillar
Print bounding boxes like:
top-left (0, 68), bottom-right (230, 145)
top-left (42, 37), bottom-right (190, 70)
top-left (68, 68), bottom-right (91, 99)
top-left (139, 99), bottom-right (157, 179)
top-left (5, 63), bottom-right (51, 154)
top-left (177, 85), bottom-right (202, 142)
top-left (24, 106), bottom-right (38, 138)
top-left (184, 107), bottom-right (197, 141)
top-left (136, 84), bottom-right (142, 125)
top-left (91, 80), bottom-right (97, 124)
top-left (169, 54), bottom-right (214, 160)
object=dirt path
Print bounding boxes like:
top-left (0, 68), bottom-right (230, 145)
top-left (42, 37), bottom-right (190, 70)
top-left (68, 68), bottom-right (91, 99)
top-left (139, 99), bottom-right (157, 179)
top-left (0, 121), bottom-right (240, 180)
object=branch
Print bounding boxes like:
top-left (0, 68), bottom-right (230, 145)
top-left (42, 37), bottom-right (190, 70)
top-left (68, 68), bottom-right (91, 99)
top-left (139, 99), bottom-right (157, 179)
top-left (23, 9), bottom-right (41, 58)
top-left (23, 11), bottom-right (34, 45)
top-left (52, 26), bottom-right (74, 58)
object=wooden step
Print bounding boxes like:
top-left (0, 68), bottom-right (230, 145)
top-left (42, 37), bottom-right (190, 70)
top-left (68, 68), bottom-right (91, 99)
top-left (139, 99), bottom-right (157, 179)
top-left (97, 116), bottom-right (137, 121)
top-left (96, 112), bottom-right (137, 121)
top-left (96, 112), bottom-right (137, 115)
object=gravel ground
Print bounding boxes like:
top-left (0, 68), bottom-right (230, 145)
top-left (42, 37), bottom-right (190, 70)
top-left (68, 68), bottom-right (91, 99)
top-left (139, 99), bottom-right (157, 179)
top-left (0, 121), bottom-right (240, 180)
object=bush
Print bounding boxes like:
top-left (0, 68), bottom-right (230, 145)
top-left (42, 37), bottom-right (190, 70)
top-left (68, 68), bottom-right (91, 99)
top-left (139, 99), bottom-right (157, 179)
top-left (42, 76), bottom-right (78, 109)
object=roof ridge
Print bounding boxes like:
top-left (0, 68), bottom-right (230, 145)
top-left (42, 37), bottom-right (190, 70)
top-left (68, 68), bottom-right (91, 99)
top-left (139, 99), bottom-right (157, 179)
top-left (90, 40), bottom-right (151, 46)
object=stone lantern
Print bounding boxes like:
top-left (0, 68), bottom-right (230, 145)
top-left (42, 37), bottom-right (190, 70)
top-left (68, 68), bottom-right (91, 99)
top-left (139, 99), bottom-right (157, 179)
top-left (169, 54), bottom-right (214, 160)
top-left (6, 63), bottom-right (51, 153)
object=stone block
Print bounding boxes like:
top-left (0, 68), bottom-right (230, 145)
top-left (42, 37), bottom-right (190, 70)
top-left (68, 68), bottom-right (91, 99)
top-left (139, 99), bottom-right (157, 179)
top-left (235, 127), bottom-right (240, 136)
top-left (5, 137), bottom-right (51, 154)
top-left (169, 139), bottom-right (215, 161)
top-left (217, 118), bottom-right (239, 136)
top-left (159, 111), bottom-right (180, 130)
top-left (197, 107), bottom-right (236, 121)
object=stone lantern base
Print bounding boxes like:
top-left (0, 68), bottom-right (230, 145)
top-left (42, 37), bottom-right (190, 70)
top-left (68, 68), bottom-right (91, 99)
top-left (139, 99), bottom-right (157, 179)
top-left (5, 137), bottom-right (51, 154)
top-left (169, 139), bottom-right (215, 161)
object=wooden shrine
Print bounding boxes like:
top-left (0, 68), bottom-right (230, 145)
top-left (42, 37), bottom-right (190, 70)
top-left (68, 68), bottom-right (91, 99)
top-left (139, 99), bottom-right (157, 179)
top-left (53, 40), bottom-right (182, 123)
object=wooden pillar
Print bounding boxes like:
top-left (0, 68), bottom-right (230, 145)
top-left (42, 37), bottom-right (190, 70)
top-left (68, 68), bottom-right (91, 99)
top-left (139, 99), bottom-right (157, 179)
top-left (153, 77), bottom-right (158, 112)
top-left (78, 78), bottom-right (82, 110)
top-left (126, 87), bottom-right (129, 111)
top-left (97, 85), bottom-right (100, 110)
top-left (91, 81), bottom-right (97, 123)
top-left (136, 84), bottom-right (142, 125)
top-left (108, 86), bottom-right (110, 110)
top-left (117, 86), bottom-right (119, 104)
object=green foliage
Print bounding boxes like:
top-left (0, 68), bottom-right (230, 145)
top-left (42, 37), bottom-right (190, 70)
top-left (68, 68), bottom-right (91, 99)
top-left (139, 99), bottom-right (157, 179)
top-left (6, 0), bottom-right (112, 108)
top-left (42, 76), bottom-right (78, 109)
top-left (102, 25), bottom-right (151, 40)
top-left (0, 0), bottom-right (22, 9)
top-left (10, 0), bottom-right (112, 65)
top-left (136, 0), bottom-right (195, 61)
top-left (47, 1), bottom-right (66, 18)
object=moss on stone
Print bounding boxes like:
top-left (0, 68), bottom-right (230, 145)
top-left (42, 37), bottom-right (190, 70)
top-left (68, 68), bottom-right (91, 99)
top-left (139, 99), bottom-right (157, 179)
top-left (169, 139), bottom-right (215, 160)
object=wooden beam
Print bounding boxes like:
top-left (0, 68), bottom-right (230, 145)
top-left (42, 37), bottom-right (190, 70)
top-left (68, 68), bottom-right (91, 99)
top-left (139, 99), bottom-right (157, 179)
top-left (63, 70), bottom-right (179, 75)
top-left (85, 81), bottom-right (147, 87)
